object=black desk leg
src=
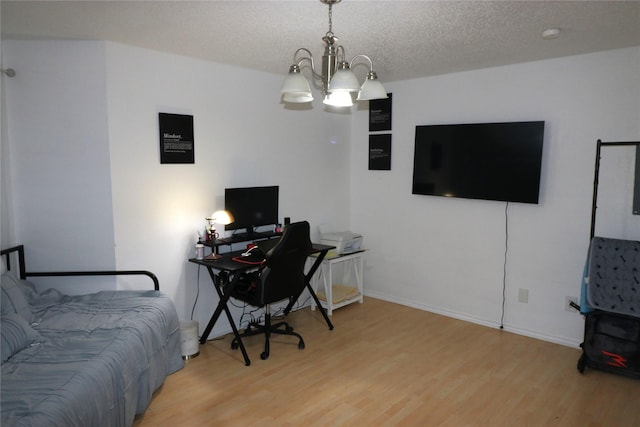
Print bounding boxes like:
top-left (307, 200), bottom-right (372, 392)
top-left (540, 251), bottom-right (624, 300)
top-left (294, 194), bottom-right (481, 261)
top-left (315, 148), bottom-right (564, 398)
top-left (304, 281), bottom-right (334, 330)
top-left (200, 299), bottom-right (224, 343)
top-left (284, 251), bottom-right (334, 330)
top-left (200, 267), bottom-right (251, 366)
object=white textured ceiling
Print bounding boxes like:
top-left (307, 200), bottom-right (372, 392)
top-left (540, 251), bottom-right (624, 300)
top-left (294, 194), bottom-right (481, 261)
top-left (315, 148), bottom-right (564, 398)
top-left (2, 1), bottom-right (639, 82)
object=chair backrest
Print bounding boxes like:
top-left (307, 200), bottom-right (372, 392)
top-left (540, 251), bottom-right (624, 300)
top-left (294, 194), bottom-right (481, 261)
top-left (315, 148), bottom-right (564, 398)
top-left (256, 220), bottom-right (312, 305)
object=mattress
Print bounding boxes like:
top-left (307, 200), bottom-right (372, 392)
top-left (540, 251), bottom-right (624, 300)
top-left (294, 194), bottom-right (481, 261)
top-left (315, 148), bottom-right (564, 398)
top-left (1, 288), bottom-right (184, 427)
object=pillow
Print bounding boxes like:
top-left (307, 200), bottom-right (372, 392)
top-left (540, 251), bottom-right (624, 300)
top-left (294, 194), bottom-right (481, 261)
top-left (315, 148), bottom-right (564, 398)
top-left (1, 313), bottom-right (42, 363)
top-left (1, 274), bottom-right (34, 323)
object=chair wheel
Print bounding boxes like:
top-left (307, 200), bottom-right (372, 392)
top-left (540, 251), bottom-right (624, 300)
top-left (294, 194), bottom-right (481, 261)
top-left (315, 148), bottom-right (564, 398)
top-left (298, 341), bottom-right (305, 350)
top-left (231, 341), bottom-right (238, 350)
top-left (260, 352), bottom-right (269, 360)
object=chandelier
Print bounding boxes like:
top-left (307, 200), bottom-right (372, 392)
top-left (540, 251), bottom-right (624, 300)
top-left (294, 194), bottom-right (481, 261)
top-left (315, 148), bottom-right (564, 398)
top-left (280, 0), bottom-right (388, 108)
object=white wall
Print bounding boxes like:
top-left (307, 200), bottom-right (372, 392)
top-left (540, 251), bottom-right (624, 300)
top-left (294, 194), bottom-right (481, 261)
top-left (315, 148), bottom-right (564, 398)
top-left (2, 40), bottom-right (117, 294)
top-left (351, 47), bottom-right (640, 346)
top-left (1, 38), bottom-right (15, 251)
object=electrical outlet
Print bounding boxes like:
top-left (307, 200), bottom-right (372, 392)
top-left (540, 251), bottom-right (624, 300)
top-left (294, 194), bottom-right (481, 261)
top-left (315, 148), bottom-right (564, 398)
top-left (565, 296), bottom-right (578, 312)
top-left (518, 288), bottom-right (529, 303)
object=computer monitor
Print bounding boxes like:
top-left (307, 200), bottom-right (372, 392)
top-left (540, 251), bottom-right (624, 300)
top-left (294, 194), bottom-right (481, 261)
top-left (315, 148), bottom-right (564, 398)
top-left (224, 186), bottom-right (279, 235)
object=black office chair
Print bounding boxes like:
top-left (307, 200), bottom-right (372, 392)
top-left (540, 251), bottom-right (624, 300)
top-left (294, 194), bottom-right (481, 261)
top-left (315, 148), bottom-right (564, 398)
top-left (230, 220), bottom-right (312, 360)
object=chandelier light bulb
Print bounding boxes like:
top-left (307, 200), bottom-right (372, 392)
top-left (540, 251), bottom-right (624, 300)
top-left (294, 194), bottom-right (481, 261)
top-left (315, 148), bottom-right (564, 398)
top-left (323, 91), bottom-right (353, 107)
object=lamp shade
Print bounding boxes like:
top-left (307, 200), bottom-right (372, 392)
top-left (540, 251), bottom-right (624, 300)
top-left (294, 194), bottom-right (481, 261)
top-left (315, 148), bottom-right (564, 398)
top-left (207, 210), bottom-right (234, 226)
top-left (328, 67), bottom-right (360, 93)
top-left (357, 73), bottom-right (388, 101)
top-left (323, 91), bottom-right (353, 107)
top-left (281, 66), bottom-right (313, 103)
top-left (282, 92), bottom-right (314, 103)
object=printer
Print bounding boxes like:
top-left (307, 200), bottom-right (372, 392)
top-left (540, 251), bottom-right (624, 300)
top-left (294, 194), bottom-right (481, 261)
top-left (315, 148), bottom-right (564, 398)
top-left (319, 231), bottom-right (363, 255)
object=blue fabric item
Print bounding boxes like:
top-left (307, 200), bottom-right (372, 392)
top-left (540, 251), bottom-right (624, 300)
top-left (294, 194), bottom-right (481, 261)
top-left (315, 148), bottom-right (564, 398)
top-left (580, 262), bottom-right (594, 315)
top-left (1, 313), bottom-right (43, 363)
top-left (0, 274), bottom-right (34, 323)
top-left (1, 289), bottom-right (184, 427)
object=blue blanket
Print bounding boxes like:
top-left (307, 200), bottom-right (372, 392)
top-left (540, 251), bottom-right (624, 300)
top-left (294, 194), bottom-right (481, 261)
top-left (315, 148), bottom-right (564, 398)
top-left (1, 288), bottom-right (183, 427)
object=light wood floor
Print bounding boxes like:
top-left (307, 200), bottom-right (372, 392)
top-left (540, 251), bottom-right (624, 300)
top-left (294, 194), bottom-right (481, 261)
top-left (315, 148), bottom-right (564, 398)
top-left (134, 297), bottom-right (640, 426)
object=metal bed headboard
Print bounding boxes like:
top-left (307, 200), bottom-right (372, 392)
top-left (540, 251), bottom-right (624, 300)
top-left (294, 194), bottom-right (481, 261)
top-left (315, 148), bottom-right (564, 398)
top-left (1, 244), bottom-right (160, 291)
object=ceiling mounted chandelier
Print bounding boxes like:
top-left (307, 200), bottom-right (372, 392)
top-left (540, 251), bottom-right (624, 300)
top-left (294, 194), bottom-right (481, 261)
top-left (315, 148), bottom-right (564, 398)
top-left (280, 0), bottom-right (388, 108)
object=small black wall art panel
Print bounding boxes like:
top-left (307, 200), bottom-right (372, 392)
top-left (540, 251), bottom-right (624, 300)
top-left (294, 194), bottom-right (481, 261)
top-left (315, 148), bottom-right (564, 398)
top-left (369, 134), bottom-right (392, 170)
top-left (369, 93), bottom-right (392, 132)
top-left (159, 113), bottom-right (194, 164)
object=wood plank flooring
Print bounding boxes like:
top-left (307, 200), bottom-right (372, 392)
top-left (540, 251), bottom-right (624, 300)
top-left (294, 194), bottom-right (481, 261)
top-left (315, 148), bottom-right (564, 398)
top-left (134, 297), bottom-right (640, 426)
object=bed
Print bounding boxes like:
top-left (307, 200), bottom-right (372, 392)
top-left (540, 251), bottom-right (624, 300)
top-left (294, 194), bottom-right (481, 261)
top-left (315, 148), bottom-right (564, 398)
top-left (1, 245), bottom-right (184, 426)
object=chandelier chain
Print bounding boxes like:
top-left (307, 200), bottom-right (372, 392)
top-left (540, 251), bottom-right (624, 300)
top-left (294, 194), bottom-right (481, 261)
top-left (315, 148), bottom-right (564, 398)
top-left (327, 3), bottom-right (334, 37)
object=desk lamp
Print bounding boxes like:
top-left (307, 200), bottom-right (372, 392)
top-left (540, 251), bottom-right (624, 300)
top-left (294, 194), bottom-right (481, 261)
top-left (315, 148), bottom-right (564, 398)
top-left (204, 210), bottom-right (234, 260)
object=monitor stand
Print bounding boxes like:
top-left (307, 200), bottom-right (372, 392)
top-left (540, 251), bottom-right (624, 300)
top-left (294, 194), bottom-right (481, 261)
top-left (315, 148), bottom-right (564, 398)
top-left (229, 226), bottom-right (282, 242)
top-left (232, 227), bottom-right (259, 240)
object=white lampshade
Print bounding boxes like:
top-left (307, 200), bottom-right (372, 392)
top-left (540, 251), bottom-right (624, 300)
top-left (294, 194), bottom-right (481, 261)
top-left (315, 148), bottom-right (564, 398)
top-left (283, 92), bottom-right (314, 103)
top-left (280, 67), bottom-right (313, 103)
top-left (328, 66), bottom-right (360, 93)
top-left (323, 91), bottom-right (353, 107)
top-left (207, 210), bottom-right (234, 226)
top-left (357, 72), bottom-right (388, 101)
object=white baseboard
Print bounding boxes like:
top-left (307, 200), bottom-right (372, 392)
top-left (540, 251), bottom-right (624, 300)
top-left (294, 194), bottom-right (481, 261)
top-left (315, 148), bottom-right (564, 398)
top-left (364, 290), bottom-right (582, 348)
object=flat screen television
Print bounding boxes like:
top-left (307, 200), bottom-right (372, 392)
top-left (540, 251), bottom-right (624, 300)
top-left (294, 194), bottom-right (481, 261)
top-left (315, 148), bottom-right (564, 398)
top-left (412, 121), bottom-right (545, 204)
top-left (224, 186), bottom-right (279, 234)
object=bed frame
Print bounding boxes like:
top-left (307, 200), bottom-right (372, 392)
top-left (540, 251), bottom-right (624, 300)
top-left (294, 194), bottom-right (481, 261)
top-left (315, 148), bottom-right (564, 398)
top-left (1, 244), bottom-right (182, 426)
top-left (1, 244), bottom-right (159, 290)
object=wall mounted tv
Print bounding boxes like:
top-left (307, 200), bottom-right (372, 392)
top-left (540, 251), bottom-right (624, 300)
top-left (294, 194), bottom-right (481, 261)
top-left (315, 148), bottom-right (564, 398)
top-left (224, 185), bottom-right (279, 234)
top-left (412, 121), bottom-right (545, 204)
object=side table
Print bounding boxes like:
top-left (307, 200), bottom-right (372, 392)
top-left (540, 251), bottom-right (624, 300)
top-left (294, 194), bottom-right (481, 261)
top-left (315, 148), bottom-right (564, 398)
top-left (310, 250), bottom-right (364, 315)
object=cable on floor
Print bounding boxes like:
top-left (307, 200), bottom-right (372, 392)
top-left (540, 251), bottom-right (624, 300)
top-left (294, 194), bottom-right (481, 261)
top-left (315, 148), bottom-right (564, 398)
top-left (500, 202), bottom-right (509, 329)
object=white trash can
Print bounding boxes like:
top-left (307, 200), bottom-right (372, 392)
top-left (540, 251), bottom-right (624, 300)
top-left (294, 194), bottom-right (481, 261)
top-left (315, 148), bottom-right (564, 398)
top-left (180, 320), bottom-right (200, 360)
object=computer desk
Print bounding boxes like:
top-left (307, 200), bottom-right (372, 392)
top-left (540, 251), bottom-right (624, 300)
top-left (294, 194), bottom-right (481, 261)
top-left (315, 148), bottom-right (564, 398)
top-left (189, 243), bottom-right (335, 366)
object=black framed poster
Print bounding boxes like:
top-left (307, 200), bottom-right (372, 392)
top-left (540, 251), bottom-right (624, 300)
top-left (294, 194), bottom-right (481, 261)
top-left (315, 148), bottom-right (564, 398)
top-left (369, 134), bottom-right (392, 170)
top-left (634, 145), bottom-right (640, 215)
top-left (159, 113), bottom-right (194, 164)
top-left (369, 93), bottom-right (392, 132)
